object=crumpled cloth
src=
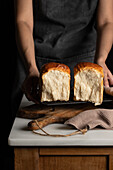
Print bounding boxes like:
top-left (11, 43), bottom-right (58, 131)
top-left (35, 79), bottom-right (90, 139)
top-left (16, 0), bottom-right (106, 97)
top-left (65, 109), bottom-right (113, 130)
top-left (104, 86), bottom-right (113, 96)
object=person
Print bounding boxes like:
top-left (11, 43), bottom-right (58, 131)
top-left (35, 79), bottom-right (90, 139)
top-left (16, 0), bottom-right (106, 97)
top-left (12, 0), bottom-right (113, 116)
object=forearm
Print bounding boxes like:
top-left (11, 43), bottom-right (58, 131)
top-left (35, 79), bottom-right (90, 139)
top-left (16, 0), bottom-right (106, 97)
top-left (95, 23), bottom-right (113, 63)
top-left (15, 21), bottom-right (37, 73)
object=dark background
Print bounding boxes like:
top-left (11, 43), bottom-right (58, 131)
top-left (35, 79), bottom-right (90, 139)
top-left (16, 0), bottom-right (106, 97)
top-left (1, 0), bottom-right (113, 170)
top-left (2, 1), bottom-right (16, 169)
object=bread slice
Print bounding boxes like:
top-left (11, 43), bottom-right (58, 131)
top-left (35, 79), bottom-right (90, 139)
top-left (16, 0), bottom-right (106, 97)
top-left (40, 62), bottom-right (70, 102)
top-left (74, 62), bottom-right (104, 105)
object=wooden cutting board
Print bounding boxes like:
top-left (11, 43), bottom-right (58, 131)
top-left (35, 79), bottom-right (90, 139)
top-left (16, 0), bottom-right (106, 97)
top-left (18, 97), bottom-right (113, 130)
top-left (18, 101), bottom-right (113, 118)
top-left (18, 103), bottom-right (97, 118)
top-left (18, 103), bottom-right (98, 130)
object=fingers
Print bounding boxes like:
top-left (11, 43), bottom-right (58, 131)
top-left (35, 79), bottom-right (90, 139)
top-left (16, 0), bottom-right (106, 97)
top-left (22, 81), bottom-right (34, 102)
top-left (22, 76), bottom-right (39, 104)
top-left (32, 77), bottom-right (39, 96)
top-left (24, 87), bottom-right (39, 104)
top-left (104, 86), bottom-right (113, 96)
top-left (27, 94), bottom-right (39, 104)
top-left (107, 69), bottom-right (113, 86)
top-left (104, 73), bottom-right (109, 87)
top-left (104, 72), bottom-right (113, 87)
top-left (102, 63), bottom-right (113, 87)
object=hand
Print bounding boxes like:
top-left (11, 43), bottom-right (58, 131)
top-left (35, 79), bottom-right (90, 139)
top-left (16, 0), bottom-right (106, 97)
top-left (97, 61), bottom-right (113, 87)
top-left (22, 67), bottom-right (40, 103)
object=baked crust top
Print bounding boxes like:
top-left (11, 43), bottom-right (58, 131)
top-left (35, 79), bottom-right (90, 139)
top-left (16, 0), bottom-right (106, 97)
top-left (40, 62), bottom-right (70, 76)
top-left (74, 62), bottom-right (104, 77)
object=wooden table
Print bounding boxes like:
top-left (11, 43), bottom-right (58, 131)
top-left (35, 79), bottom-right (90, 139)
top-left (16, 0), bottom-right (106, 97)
top-left (14, 146), bottom-right (113, 170)
top-left (8, 96), bottom-right (113, 170)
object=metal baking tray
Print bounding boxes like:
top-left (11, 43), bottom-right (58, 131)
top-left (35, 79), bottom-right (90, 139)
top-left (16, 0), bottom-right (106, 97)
top-left (40, 93), bottom-right (113, 106)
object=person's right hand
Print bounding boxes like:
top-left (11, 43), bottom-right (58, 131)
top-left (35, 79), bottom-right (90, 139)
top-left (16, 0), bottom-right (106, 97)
top-left (22, 67), bottom-right (40, 104)
top-left (96, 60), bottom-right (113, 87)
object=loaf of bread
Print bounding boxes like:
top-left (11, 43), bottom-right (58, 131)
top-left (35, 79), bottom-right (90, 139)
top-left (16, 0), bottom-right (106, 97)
top-left (39, 62), bottom-right (71, 102)
top-left (74, 62), bottom-right (104, 105)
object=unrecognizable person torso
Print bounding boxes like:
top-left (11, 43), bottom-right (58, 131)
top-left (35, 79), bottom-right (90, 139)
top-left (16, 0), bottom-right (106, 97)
top-left (33, 0), bottom-right (98, 59)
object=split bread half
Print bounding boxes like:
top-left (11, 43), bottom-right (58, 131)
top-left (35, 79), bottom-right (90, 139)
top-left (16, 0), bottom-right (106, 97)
top-left (74, 62), bottom-right (104, 105)
top-left (40, 62), bottom-right (71, 102)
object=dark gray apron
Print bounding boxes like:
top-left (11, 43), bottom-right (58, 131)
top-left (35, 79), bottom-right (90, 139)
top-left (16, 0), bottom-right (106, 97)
top-left (33, 0), bottom-right (98, 59)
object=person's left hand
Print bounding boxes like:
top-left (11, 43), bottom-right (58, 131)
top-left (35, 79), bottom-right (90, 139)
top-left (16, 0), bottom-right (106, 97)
top-left (97, 61), bottom-right (113, 87)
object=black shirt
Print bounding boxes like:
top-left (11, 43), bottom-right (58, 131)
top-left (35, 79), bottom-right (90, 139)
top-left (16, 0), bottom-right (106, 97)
top-left (33, 0), bottom-right (98, 59)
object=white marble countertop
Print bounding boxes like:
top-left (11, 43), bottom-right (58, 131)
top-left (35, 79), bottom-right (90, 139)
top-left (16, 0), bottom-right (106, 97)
top-left (8, 96), bottom-right (113, 146)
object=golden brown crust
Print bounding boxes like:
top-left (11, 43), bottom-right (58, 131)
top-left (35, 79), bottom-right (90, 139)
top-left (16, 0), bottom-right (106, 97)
top-left (74, 62), bottom-right (104, 77)
top-left (40, 62), bottom-right (70, 76)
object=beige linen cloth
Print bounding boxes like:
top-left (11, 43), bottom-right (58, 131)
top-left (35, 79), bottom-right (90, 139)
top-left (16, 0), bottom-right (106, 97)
top-left (65, 109), bottom-right (113, 130)
top-left (65, 87), bottom-right (113, 130)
